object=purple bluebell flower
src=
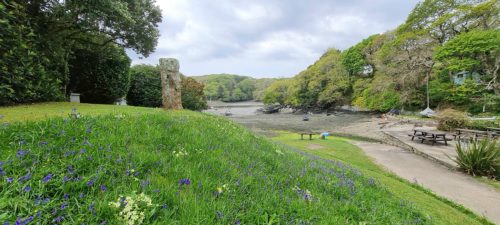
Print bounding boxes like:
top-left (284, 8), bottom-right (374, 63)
top-left (100, 184), bottom-right (106, 192)
top-left (216, 210), bottom-right (223, 219)
top-left (16, 150), bottom-right (27, 159)
top-left (65, 151), bottom-right (75, 157)
top-left (88, 202), bottom-right (95, 211)
top-left (63, 176), bottom-right (70, 183)
top-left (23, 186), bottom-right (31, 192)
top-left (134, 171), bottom-right (139, 176)
top-left (17, 215), bottom-right (34, 225)
top-left (79, 149), bottom-right (86, 154)
top-left (83, 138), bottom-right (90, 146)
top-left (162, 203), bottom-right (167, 209)
top-left (154, 189), bottom-right (159, 193)
top-left (178, 178), bottom-right (191, 186)
top-left (86, 179), bottom-right (94, 187)
top-left (64, 193), bottom-right (70, 200)
top-left (52, 216), bottom-right (63, 223)
top-left (119, 197), bottom-right (127, 207)
top-left (86, 127), bottom-right (92, 133)
top-left (6, 177), bottom-right (13, 183)
top-left (43, 198), bottom-right (50, 204)
top-left (140, 179), bottom-right (150, 188)
top-left (67, 165), bottom-right (74, 174)
top-left (79, 193), bottom-right (84, 198)
top-left (42, 173), bottom-right (53, 183)
top-left (60, 202), bottom-right (68, 210)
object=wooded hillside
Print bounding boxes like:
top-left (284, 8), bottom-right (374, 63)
top-left (193, 74), bottom-right (277, 102)
top-left (263, 0), bottom-right (499, 114)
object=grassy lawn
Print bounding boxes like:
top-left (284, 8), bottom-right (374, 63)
top-left (272, 132), bottom-right (492, 225)
top-left (1, 103), bottom-right (435, 224)
top-left (0, 102), bottom-right (161, 123)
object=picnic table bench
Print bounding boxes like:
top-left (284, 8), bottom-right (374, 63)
top-left (454, 129), bottom-right (490, 141)
top-left (486, 127), bottom-right (500, 132)
top-left (409, 129), bottom-right (452, 145)
top-left (300, 133), bottom-right (315, 140)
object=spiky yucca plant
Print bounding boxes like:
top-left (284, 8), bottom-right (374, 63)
top-left (454, 139), bottom-right (500, 179)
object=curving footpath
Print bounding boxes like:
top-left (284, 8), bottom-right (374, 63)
top-left (352, 141), bottom-right (500, 224)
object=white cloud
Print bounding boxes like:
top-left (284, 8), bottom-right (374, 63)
top-left (129, 0), bottom-right (420, 78)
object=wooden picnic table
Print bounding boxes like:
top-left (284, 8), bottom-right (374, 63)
top-left (409, 129), bottom-right (451, 145)
top-left (454, 128), bottom-right (489, 140)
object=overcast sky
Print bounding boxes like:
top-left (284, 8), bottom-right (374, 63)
top-left (127, 0), bottom-right (420, 78)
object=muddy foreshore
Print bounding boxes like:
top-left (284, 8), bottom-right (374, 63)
top-left (204, 101), bottom-right (399, 140)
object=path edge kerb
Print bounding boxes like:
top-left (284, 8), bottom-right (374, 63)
top-left (381, 131), bottom-right (457, 170)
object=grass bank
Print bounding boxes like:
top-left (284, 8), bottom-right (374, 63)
top-left (0, 102), bottom-right (160, 123)
top-left (272, 132), bottom-right (492, 225)
top-left (1, 103), bottom-right (431, 224)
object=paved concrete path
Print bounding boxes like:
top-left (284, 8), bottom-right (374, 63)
top-left (352, 141), bottom-right (500, 224)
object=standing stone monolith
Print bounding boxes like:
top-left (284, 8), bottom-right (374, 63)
top-left (159, 58), bottom-right (183, 110)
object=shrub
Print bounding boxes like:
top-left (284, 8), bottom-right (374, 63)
top-left (0, 2), bottom-right (64, 105)
top-left (467, 119), bottom-right (499, 131)
top-left (69, 44), bottom-right (131, 104)
top-left (127, 65), bottom-right (162, 107)
top-left (181, 77), bottom-right (208, 111)
top-left (436, 109), bottom-right (470, 131)
top-left (454, 139), bottom-right (500, 179)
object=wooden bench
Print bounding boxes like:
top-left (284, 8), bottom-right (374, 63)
top-left (300, 133), bottom-right (315, 140)
top-left (455, 129), bottom-right (489, 141)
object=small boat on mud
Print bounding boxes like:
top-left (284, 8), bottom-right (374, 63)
top-left (262, 104), bottom-right (282, 114)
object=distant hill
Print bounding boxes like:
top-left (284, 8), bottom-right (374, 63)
top-left (191, 74), bottom-right (278, 102)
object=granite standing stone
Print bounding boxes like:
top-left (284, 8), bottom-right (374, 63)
top-left (159, 58), bottom-right (183, 109)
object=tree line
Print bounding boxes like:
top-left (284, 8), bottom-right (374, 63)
top-left (263, 0), bottom-right (499, 114)
top-left (193, 74), bottom-right (277, 102)
top-left (0, 0), bottom-right (161, 105)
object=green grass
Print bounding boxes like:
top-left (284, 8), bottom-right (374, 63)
top-left (0, 102), bottom-right (492, 224)
top-left (475, 177), bottom-right (500, 190)
top-left (0, 102), bottom-right (160, 123)
top-left (0, 104), bottom-right (433, 224)
top-left (272, 132), bottom-right (492, 225)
